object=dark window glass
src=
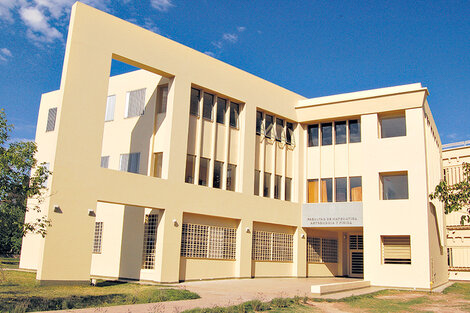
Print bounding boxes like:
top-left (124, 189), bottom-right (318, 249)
top-left (381, 115), bottom-right (406, 138)
top-left (274, 175), bottom-right (282, 199)
top-left (335, 177), bottom-right (347, 202)
top-left (227, 164), bottom-right (236, 191)
top-left (321, 123), bottom-right (332, 146)
top-left (185, 154), bottom-right (196, 183)
top-left (349, 119), bottom-right (361, 143)
top-left (285, 177), bottom-right (292, 201)
top-left (264, 172), bottom-right (271, 197)
top-left (254, 170), bottom-right (260, 195)
top-left (286, 122), bottom-right (294, 145)
top-left (213, 161), bottom-right (223, 188)
top-left (275, 118), bottom-right (284, 142)
top-left (202, 93), bottom-right (214, 120)
top-left (350, 176), bottom-right (362, 201)
top-left (308, 124), bottom-right (318, 147)
top-left (256, 111), bottom-right (263, 135)
top-left (382, 173), bottom-right (408, 200)
top-left (216, 98), bottom-right (226, 124)
top-left (335, 121), bottom-right (347, 144)
top-left (199, 157), bottom-right (210, 186)
top-left (190, 88), bottom-right (200, 116)
top-left (321, 178), bottom-right (332, 202)
top-left (229, 103), bottom-right (240, 128)
top-left (265, 115), bottom-right (273, 138)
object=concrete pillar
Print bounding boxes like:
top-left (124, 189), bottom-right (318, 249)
top-left (236, 219), bottom-right (253, 278)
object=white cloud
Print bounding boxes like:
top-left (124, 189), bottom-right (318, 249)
top-left (237, 26), bottom-right (246, 32)
top-left (222, 33), bottom-right (237, 43)
top-left (0, 48), bottom-right (13, 62)
top-left (142, 17), bottom-right (160, 34)
top-left (20, 6), bottom-right (62, 43)
top-left (0, 0), bottom-right (16, 21)
top-left (150, 0), bottom-right (174, 12)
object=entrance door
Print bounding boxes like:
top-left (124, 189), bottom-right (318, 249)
top-left (349, 234), bottom-right (363, 278)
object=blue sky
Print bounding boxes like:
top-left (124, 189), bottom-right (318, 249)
top-left (0, 0), bottom-right (469, 144)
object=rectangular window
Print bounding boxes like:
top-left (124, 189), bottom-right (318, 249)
top-left (213, 161), bottom-right (223, 189)
top-left (274, 174), bottom-right (282, 199)
top-left (286, 122), bottom-right (294, 145)
top-left (199, 157), bottom-right (210, 186)
top-left (256, 111), bottom-right (263, 135)
top-left (254, 170), bottom-right (260, 196)
top-left (142, 214), bottom-right (158, 269)
top-left (285, 177), bottom-right (292, 201)
top-left (125, 88), bottom-right (146, 118)
top-left (321, 123), bottom-right (332, 146)
top-left (307, 237), bottom-right (338, 263)
top-left (229, 102), bottom-right (240, 128)
top-left (252, 230), bottom-right (293, 262)
top-left (380, 114), bottom-right (406, 138)
top-left (185, 154), bottom-right (196, 183)
top-left (335, 177), bottom-right (347, 202)
top-left (216, 98), bottom-right (226, 124)
top-left (46, 107), bottom-right (57, 132)
top-left (263, 172), bottom-right (271, 197)
top-left (105, 95), bottom-right (115, 121)
top-left (119, 153), bottom-right (140, 174)
top-left (321, 178), bottom-right (332, 202)
top-left (153, 152), bottom-right (163, 178)
top-left (202, 92), bottom-right (214, 120)
top-left (275, 118), bottom-right (284, 142)
top-left (227, 164), bottom-right (236, 191)
top-left (350, 176), bottom-right (362, 201)
top-left (349, 119), bottom-right (361, 143)
top-left (382, 235), bottom-right (411, 264)
top-left (42, 163), bottom-right (50, 187)
top-left (307, 237), bottom-right (321, 263)
top-left (93, 222), bottom-right (103, 254)
top-left (181, 223), bottom-right (236, 260)
top-left (308, 124), bottom-right (318, 147)
top-left (265, 114), bottom-right (273, 138)
top-left (381, 172), bottom-right (408, 200)
top-left (190, 88), bottom-right (200, 116)
top-left (307, 179), bottom-right (319, 203)
top-left (100, 156), bottom-right (109, 169)
top-left (335, 121), bottom-right (347, 144)
top-left (157, 85), bottom-right (168, 114)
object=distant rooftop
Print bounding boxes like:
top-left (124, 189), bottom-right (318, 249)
top-left (443, 141), bottom-right (470, 151)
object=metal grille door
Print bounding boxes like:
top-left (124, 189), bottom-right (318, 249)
top-left (349, 235), bottom-right (364, 278)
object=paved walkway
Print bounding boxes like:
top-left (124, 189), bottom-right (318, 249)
top-left (42, 277), bottom-right (384, 313)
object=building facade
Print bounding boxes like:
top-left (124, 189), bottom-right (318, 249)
top-left (19, 2), bottom-right (447, 290)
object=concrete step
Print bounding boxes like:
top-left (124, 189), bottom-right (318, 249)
top-left (311, 280), bottom-right (371, 295)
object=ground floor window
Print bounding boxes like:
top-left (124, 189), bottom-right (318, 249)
top-left (252, 230), bottom-right (293, 262)
top-left (142, 214), bottom-right (158, 269)
top-left (181, 223), bottom-right (236, 260)
top-left (381, 235), bottom-right (411, 264)
top-left (307, 237), bottom-right (338, 263)
top-left (93, 222), bottom-right (103, 254)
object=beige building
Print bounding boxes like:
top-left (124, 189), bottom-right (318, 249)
top-left (442, 141), bottom-right (470, 280)
top-left (19, 2), bottom-right (448, 290)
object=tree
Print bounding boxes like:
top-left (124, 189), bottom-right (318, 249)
top-left (430, 162), bottom-right (470, 224)
top-left (0, 109), bottom-right (50, 255)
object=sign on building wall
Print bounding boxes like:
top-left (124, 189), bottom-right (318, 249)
top-left (302, 203), bottom-right (363, 227)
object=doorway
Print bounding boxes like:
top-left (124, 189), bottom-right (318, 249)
top-left (348, 234), bottom-right (363, 278)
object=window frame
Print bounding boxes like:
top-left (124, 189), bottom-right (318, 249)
top-left (380, 171), bottom-right (409, 200)
top-left (379, 113), bottom-right (407, 139)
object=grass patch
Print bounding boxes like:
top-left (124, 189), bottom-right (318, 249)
top-left (0, 271), bottom-right (199, 312)
top-left (443, 282), bottom-right (470, 299)
top-left (0, 256), bottom-right (19, 269)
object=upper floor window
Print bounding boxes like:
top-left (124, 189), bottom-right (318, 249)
top-left (308, 119), bottom-right (360, 147)
top-left (321, 123), bottom-right (333, 146)
top-left (382, 236), bottom-right (411, 264)
top-left (350, 176), bottom-right (362, 201)
top-left (286, 122), bottom-right (294, 145)
top-left (185, 154), bottom-right (196, 183)
top-left (105, 95), bottom-right (115, 121)
top-left (380, 171), bottom-right (408, 200)
top-left (213, 161), bottom-right (223, 188)
top-left (125, 88), bottom-right (146, 118)
top-left (202, 92), bottom-right (214, 120)
top-left (335, 121), bottom-right (346, 144)
top-left (308, 176), bottom-right (362, 203)
top-left (265, 114), bottom-right (273, 138)
top-left (216, 98), bottom-right (226, 124)
top-left (380, 114), bottom-right (406, 138)
top-left (100, 156), bottom-right (110, 168)
top-left (119, 152), bottom-right (140, 174)
top-left (46, 107), bottom-right (57, 132)
top-left (190, 88), bottom-right (200, 116)
top-left (227, 164), bottom-right (237, 191)
top-left (285, 177), bottom-right (292, 201)
top-left (256, 111), bottom-right (263, 135)
top-left (275, 118), bottom-right (284, 142)
top-left (229, 102), bottom-right (240, 128)
top-left (199, 157), bottom-right (210, 186)
top-left (156, 86), bottom-right (168, 114)
top-left (349, 119), bottom-right (361, 143)
top-left (308, 124), bottom-right (319, 147)
top-left (335, 177), bottom-right (347, 202)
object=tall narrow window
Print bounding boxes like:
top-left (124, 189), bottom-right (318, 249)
top-left (265, 114), bottom-right (273, 138)
top-left (335, 121), bottom-right (347, 144)
top-left (274, 175), bottom-right (282, 199)
top-left (349, 119), bottom-right (361, 143)
top-left (105, 95), bottom-right (115, 121)
top-left (93, 222), bottom-right (103, 254)
top-left (142, 214), bottom-right (158, 269)
top-left (202, 92), bottom-right (214, 120)
top-left (308, 124), bottom-right (318, 147)
top-left (381, 172), bottom-right (408, 200)
top-left (227, 164), bottom-right (236, 191)
top-left (256, 111), bottom-right (263, 135)
top-left (321, 178), bottom-right (332, 202)
top-left (254, 170), bottom-right (260, 196)
top-left (335, 177), bottom-right (347, 202)
top-left (157, 86), bottom-right (168, 114)
top-left (46, 107), bottom-right (57, 132)
top-left (216, 98), bottom-right (226, 124)
top-left (119, 153), bottom-right (140, 174)
top-left (264, 172), bottom-right (271, 197)
top-left (229, 102), bottom-right (240, 128)
top-left (125, 88), bottom-right (146, 118)
top-left (285, 177), bottom-right (292, 201)
top-left (275, 118), bottom-right (284, 142)
top-left (100, 156), bottom-right (109, 169)
top-left (382, 236), bottom-right (411, 264)
top-left (153, 152), bottom-right (163, 178)
top-left (185, 154), bottom-right (196, 183)
top-left (307, 179), bottom-right (319, 203)
top-left (286, 122), bottom-right (294, 145)
top-left (199, 157), bottom-right (210, 186)
top-left (350, 176), bottom-right (362, 201)
top-left (190, 88), bottom-right (200, 116)
top-left (321, 123), bottom-right (332, 146)
top-left (380, 114), bottom-right (406, 138)
top-left (213, 161), bottom-right (223, 189)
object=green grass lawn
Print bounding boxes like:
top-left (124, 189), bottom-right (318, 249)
top-left (0, 256), bottom-right (19, 269)
top-left (0, 271), bottom-right (199, 312)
